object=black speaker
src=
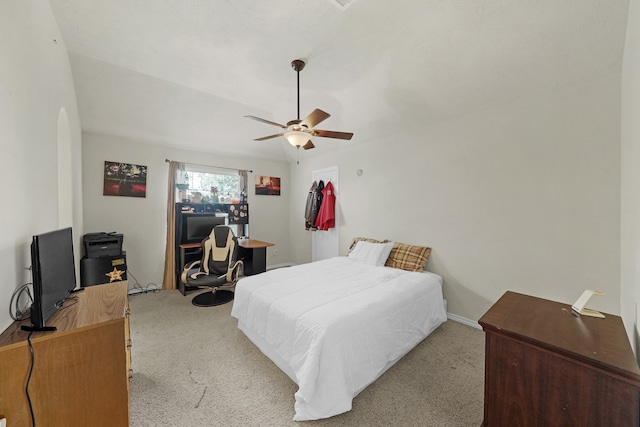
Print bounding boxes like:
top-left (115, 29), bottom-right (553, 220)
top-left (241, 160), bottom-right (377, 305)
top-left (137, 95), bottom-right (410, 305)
top-left (80, 253), bottom-right (127, 287)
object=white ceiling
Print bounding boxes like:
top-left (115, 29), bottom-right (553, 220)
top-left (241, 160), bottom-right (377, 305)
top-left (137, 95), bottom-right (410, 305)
top-left (49, 0), bottom-right (630, 162)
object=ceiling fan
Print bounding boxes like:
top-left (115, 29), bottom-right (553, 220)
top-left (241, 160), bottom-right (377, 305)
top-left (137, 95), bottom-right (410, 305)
top-left (245, 59), bottom-right (353, 151)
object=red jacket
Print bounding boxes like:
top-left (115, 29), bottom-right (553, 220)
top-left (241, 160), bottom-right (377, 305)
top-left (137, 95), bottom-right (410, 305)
top-left (315, 181), bottom-right (335, 231)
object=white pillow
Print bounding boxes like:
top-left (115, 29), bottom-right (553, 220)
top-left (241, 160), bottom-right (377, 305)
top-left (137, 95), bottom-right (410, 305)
top-left (347, 241), bottom-right (394, 266)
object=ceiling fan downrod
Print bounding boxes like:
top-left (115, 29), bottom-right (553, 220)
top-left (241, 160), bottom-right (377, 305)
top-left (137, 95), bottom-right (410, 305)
top-left (291, 60), bottom-right (305, 121)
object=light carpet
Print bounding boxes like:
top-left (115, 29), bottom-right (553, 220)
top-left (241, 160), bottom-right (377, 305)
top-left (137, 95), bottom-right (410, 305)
top-left (128, 289), bottom-right (485, 426)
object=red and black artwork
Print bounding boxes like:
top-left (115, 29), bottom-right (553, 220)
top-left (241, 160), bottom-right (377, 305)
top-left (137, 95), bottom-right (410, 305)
top-left (103, 161), bottom-right (147, 198)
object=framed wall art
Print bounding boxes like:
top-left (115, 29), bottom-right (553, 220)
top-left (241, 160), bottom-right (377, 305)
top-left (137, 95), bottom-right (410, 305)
top-left (255, 175), bottom-right (281, 196)
top-left (103, 161), bottom-right (148, 197)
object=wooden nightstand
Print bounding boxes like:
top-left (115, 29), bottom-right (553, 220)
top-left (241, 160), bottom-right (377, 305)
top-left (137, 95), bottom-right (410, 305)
top-left (479, 291), bottom-right (640, 426)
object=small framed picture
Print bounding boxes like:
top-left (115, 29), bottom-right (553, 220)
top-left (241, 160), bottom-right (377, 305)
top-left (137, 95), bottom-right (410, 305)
top-left (255, 175), bottom-right (281, 196)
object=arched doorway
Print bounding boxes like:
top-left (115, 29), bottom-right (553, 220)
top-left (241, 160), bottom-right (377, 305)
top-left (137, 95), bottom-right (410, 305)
top-left (57, 108), bottom-right (73, 228)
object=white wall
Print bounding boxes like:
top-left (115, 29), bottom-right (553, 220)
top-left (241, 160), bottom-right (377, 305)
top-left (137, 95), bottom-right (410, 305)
top-left (82, 132), bottom-right (290, 290)
top-left (2, 1), bottom-right (626, 336)
top-left (290, 74), bottom-right (621, 323)
top-left (0, 2), bottom-right (83, 331)
top-left (621, 0), bottom-right (640, 352)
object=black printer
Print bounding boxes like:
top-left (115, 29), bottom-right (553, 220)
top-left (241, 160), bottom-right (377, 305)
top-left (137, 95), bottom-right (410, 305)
top-left (83, 232), bottom-right (124, 258)
top-left (80, 232), bottom-right (127, 287)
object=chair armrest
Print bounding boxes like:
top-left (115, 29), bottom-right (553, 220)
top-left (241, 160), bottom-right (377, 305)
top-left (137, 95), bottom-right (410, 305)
top-left (181, 260), bottom-right (201, 284)
top-left (227, 259), bottom-right (244, 282)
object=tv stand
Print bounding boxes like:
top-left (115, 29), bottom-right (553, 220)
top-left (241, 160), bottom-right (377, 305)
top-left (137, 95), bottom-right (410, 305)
top-left (0, 281), bottom-right (130, 426)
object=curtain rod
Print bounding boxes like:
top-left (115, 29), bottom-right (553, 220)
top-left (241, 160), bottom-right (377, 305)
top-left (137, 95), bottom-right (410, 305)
top-left (165, 159), bottom-right (252, 173)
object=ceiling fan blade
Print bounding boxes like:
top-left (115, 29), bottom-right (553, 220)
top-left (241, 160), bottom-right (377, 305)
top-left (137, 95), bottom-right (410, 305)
top-left (302, 140), bottom-right (315, 150)
top-left (254, 133), bottom-right (284, 141)
top-left (312, 129), bottom-right (354, 140)
top-left (301, 109), bottom-right (330, 129)
top-left (245, 115), bottom-right (287, 129)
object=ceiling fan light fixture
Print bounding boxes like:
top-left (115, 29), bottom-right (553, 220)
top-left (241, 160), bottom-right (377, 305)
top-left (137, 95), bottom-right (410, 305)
top-left (246, 59), bottom-right (353, 151)
top-left (285, 131), bottom-right (309, 147)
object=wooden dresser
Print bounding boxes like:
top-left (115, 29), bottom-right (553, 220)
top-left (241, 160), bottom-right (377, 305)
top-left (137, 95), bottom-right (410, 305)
top-left (479, 291), bottom-right (640, 426)
top-left (0, 281), bottom-right (130, 426)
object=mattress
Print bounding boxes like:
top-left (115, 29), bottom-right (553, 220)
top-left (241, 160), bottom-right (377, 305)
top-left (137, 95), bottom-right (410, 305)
top-left (230, 256), bottom-right (447, 421)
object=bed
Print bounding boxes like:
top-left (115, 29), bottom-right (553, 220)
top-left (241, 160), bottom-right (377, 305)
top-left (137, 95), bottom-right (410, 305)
top-left (230, 242), bottom-right (447, 421)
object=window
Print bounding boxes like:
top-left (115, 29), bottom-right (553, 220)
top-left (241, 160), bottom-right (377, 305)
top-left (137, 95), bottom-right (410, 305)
top-left (176, 166), bottom-right (242, 203)
top-left (174, 163), bottom-right (250, 237)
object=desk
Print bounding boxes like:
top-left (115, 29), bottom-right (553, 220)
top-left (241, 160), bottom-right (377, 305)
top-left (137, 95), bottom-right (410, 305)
top-left (179, 242), bottom-right (201, 267)
top-left (238, 239), bottom-right (274, 276)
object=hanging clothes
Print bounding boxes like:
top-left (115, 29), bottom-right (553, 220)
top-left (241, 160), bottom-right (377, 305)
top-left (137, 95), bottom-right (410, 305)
top-left (312, 180), bottom-right (325, 231)
top-left (315, 181), bottom-right (336, 231)
top-left (304, 181), bottom-right (321, 231)
top-left (316, 180), bottom-right (325, 219)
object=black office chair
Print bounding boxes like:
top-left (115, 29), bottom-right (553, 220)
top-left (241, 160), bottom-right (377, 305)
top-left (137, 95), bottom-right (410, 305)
top-left (180, 225), bottom-right (243, 307)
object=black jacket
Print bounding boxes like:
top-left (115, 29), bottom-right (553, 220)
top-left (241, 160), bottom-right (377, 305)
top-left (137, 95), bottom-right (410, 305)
top-left (304, 181), bottom-right (322, 230)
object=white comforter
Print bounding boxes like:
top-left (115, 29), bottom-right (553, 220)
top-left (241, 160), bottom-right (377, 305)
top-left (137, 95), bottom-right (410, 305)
top-left (230, 257), bottom-right (447, 421)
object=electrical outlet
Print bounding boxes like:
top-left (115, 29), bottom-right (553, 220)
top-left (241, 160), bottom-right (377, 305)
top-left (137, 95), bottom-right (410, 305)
top-left (0, 416), bottom-right (7, 427)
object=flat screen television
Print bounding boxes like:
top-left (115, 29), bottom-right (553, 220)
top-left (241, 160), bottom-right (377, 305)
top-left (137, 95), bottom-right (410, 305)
top-left (182, 214), bottom-right (227, 244)
top-left (23, 227), bottom-right (77, 331)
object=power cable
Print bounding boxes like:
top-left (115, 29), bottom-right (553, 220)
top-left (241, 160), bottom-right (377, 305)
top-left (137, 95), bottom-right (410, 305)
top-left (126, 267), bottom-right (160, 294)
top-left (26, 330), bottom-right (36, 427)
top-left (10, 283), bottom-right (33, 321)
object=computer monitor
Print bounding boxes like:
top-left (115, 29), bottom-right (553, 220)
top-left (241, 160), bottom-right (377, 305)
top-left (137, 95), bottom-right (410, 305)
top-left (182, 214), bottom-right (227, 243)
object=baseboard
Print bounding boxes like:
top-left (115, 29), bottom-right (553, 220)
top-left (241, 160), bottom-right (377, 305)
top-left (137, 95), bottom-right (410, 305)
top-left (447, 312), bottom-right (482, 330)
top-left (267, 262), bottom-right (297, 271)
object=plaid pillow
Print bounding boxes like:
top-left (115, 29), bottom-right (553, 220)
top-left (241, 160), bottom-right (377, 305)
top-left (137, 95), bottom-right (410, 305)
top-left (385, 242), bottom-right (432, 272)
top-left (347, 237), bottom-right (390, 254)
